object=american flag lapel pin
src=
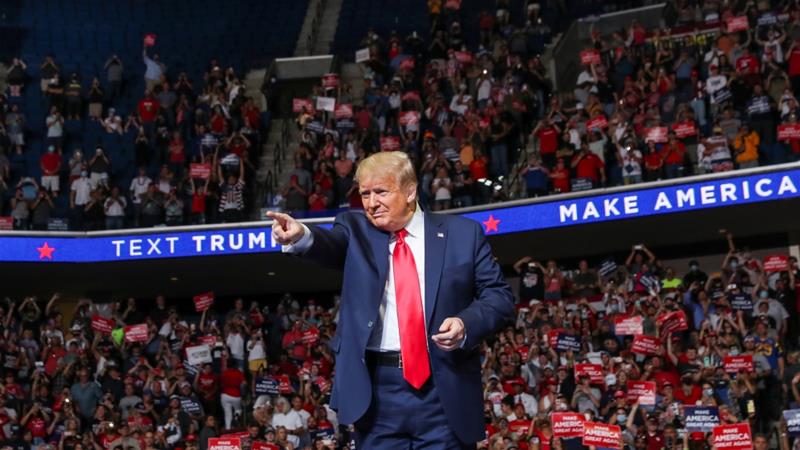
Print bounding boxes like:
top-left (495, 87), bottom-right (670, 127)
top-left (437, 232), bottom-right (444, 238)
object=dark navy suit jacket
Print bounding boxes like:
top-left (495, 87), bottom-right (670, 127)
top-left (300, 210), bottom-right (514, 443)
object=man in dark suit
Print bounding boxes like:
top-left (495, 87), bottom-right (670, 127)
top-left (269, 151), bottom-right (514, 448)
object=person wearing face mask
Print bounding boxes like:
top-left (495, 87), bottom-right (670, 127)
top-left (683, 260), bottom-right (708, 287)
top-left (69, 169), bottom-right (93, 231)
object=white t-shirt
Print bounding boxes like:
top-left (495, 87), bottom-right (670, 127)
top-left (477, 78), bottom-right (492, 102)
top-left (272, 410), bottom-right (303, 447)
top-left (705, 75), bottom-right (727, 96)
top-left (104, 197), bottom-right (127, 217)
top-left (46, 115), bottom-right (63, 138)
top-left (619, 147), bottom-right (643, 177)
top-left (432, 177), bottom-right (452, 200)
top-left (71, 177), bottom-right (93, 205)
top-left (247, 339), bottom-right (266, 361)
top-left (292, 407), bottom-right (311, 428)
top-left (226, 333), bottom-right (245, 360)
top-left (129, 176), bottom-right (151, 204)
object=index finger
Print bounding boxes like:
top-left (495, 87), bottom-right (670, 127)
top-left (266, 211), bottom-right (290, 228)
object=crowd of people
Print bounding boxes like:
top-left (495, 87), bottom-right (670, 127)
top-left (1, 46), bottom-right (263, 230)
top-left (283, 0), bottom-right (800, 216)
top-left (0, 233), bottom-right (796, 450)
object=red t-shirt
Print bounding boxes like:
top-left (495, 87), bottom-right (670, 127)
top-left (573, 153), bottom-right (604, 182)
top-left (661, 142), bottom-right (685, 165)
top-left (536, 127), bottom-right (559, 154)
top-left (674, 384), bottom-right (702, 405)
top-left (644, 152), bottom-right (663, 170)
top-left (469, 158), bottom-right (488, 180)
top-left (789, 48), bottom-right (800, 77)
top-left (168, 139), bottom-right (185, 163)
top-left (736, 55), bottom-right (759, 75)
top-left (220, 368), bottom-right (245, 397)
top-left (197, 372), bottom-right (218, 395)
top-left (550, 167), bottom-right (570, 193)
top-left (191, 192), bottom-right (207, 214)
top-left (26, 417), bottom-right (46, 438)
top-left (41, 153), bottom-right (61, 174)
top-left (138, 98), bottom-right (158, 122)
top-left (210, 115), bottom-right (227, 135)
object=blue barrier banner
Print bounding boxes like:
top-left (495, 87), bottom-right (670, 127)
top-left (466, 168), bottom-right (800, 235)
top-left (0, 168), bottom-right (798, 263)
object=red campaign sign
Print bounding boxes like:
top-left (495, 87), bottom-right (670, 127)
top-left (631, 335), bottom-right (662, 356)
top-left (334, 103), bottom-right (353, 119)
top-left (124, 324), bottom-right (149, 343)
top-left (586, 116), bottom-right (608, 130)
top-left (778, 124), bottom-right (800, 141)
top-left (399, 58), bottom-right (415, 71)
top-left (315, 376), bottom-right (331, 392)
top-left (657, 310), bottom-right (689, 335)
top-left (277, 374), bottom-right (293, 394)
top-left (399, 111), bottom-right (420, 126)
top-left (727, 16), bottom-right (749, 32)
top-left (190, 163), bottom-right (212, 180)
top-left (91, 315), bottom-right (115, 335)
top-left (454, 51), bottom-right (473, 64)
top-left (582, 422), bottom-right (622, 449)
top-left (208, 438), bottom-right (241, 450)
top-left (614, 316), bottom-right (643, 335)
top-left (580, 49), bottom-right (601, 65)
top-left (380, 136), bottom-right (401, 151)
top-left (0, 217), bottom-right (12, 230)
top-left (301, 327), bottom-right (320, 344)
top-left (673, 121), bottom-right (697, 138)
top-left (551, 412), bottom-right (586, 438)
top-left (321, 73), bottom-right (340, 89)
top-left (723, 355), bottom-right (754, 374)
top-left (574, 363), bottom-right (605, 384)
top-left (193, 292), bottom-right (215, 312)
top-left (292, 98), bottom-right (314, 113)
top-left (712, 423), bottom-right (753, 450)
top-left (143, 33), bottom-right (157, 46)
top-left (626, 381), bottom-right (656, 405)
top-left (252, 442), bottom-right (280, 450)
top-left (645, 126), bottom-right (669, 143)
top-left (764, 254), bottom-right (789, 272)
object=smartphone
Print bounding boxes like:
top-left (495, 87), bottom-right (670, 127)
top-left (634, 245), bottom-right (643, 250)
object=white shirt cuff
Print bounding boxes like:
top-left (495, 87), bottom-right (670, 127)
top-left (281, 223), bottom-right (313, 254)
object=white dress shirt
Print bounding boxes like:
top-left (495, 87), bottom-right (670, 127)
top-left (283, 207), bottom-right (427, 352)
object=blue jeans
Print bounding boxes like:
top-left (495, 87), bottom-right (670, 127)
top-left (490, 144), bottom-right (508, 179)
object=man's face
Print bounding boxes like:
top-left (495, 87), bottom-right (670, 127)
top-left (753, 437), bottom-right (767, 450)
top-left (359, 174), bottom-right (415, 232)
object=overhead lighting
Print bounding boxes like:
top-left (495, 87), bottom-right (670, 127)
top-left (267, 272), bottom-right (276, 276)
top-left (170, 277), bottom-right (178, 282)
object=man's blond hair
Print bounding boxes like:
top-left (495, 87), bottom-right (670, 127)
top-left (355, 151), bottom-right (417, 189)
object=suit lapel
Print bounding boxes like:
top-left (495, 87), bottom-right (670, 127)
top-left (366, 223), bottom-right (390, 285)
top-left (424, 212), bottom-right (446, 330)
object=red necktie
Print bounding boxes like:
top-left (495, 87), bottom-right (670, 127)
top-left (393, 229), bottom-right (430, 389)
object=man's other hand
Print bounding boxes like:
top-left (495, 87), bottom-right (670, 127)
top-left (432, 317), bottom-right (465, 351)
top-left (267, 211), bottom-right (304, 245)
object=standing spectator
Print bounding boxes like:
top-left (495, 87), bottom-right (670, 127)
top-left (129, 167), bottom-right (152, 226)
top-left (30, 187), bottom-right (54, 230)
top-left (87, 147), bottom-right (111, 188)
top-left (39, 145), bottom-right (61, 197)
top-left (219, 359), bottom-right (246, 430)
top-left (143, 48), bottom-right (165, 93)
top-left (139, 183), bottom-right (164, 227)
top-left (64, 73), bottom-right (83, 120)
top-left (271, 397), bottom-right (303, 449)
top-left (84, 189), bottom-right (106, 230)
top-left (282, 175), bottom-right (308, 215)
top-left (87, 77), bottom-right (104, 121)
top-left (519, 155), bottom-right (550, 197)
top-left (571, 142), bottom-right (605, 188)
top-left (39, 55), bottom-right (59, 93)
top-left (6, 58), bottom-right (28, 97)
top-left (103, 186), bottom-right (127, 229)
top-left (45, 107), bottom-right (64, 150)
top-left (431, 167), bottom-right (452, 211)
top-left (733, 124), bottom-right (760, 169)
top-left (164, 189), bottom-right (184, 226)
top-left (69, 170), bottom-right (93, 230)
top-left (10, 188), bottom-right (30, 229)
top-left (104, 54), bottom-right (124, 104)
top-left (218, 160), bottom-right (245, 223)
top-left (190, 178), bottom-right (210, 224)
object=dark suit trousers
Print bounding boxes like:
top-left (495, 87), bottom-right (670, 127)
top-left (354, 362), bottom-right (476, 450)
